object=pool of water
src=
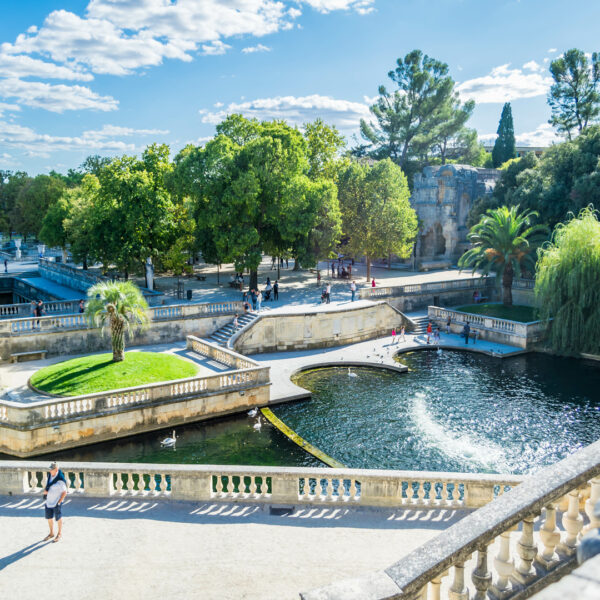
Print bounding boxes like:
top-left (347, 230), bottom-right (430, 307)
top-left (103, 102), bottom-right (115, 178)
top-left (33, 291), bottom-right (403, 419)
top-left (0, 413), bottom-right (322, 468)
top-left (274, 350), bottom-right (600, 474)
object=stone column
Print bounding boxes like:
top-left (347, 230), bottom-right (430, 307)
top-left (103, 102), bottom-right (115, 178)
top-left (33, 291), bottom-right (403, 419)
top-left (83, 470), bottom-right (112, 497)
top-left (0, 468), bottom-right (28, 495)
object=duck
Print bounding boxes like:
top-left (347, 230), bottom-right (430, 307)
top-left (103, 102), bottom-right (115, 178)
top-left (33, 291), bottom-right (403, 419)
top-left (347, 368), bottom-right (358, 378)
top-left (160, 430), bottom-right (177, 447)
top-left (247, 407), bottom-right (258, 418)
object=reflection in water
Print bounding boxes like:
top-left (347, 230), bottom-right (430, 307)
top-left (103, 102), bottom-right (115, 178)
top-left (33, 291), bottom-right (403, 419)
top-left (275, 351), bottom-right (600, 474)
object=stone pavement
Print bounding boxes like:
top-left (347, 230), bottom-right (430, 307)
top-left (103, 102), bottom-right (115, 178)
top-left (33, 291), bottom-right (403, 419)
top-left (0, 342), bottom-right (231, 405)
top-left (0, 494), bottom-right (469, 600)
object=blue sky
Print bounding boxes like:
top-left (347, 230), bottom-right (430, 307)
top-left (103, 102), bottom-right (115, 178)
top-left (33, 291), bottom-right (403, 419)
top-left (1, 0), bottom-right (599, 174)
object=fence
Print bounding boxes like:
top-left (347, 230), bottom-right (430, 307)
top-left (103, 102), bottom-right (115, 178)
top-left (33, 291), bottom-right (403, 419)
top-left (359, 277), bottom-right (494, 300)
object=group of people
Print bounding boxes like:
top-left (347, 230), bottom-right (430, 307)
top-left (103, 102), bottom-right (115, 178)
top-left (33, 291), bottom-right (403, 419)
top-left (390, 325), bottom-right (406, 344)
top-left (331, 260), bottom-right (352, 279)
top-left (242, 278), bottom-right (278, 313)
top-left (229, 273), bottom-right (244, 290)
top-left (271, 257), bottom-right (289, 269)
top-left (423, 316), bottom-right (477, 345)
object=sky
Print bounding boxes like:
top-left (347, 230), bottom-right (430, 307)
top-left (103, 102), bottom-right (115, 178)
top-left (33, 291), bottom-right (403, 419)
top-left (0, 0), bottom-right (599, 175)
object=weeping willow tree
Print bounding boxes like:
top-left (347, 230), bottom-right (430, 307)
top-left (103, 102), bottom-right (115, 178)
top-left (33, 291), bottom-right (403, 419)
top-left (85, 281), bottom-right (149, 362)
top-left (535, 206), bottom-right (600, 355)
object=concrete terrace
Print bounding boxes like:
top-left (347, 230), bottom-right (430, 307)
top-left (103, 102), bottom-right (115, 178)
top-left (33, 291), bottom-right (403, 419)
top-left (0, 494), bottom-right (468, 600)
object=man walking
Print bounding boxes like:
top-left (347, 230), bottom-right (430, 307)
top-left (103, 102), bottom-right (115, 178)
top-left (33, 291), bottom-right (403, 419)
top-left (43, 462), bottom-right (68, 543)
top-left (273, 280), bottom-right (279, 301)
top-left (350, 280), bottom-right (356, 302)
top-left (325, 283), bottom-right (331, 304)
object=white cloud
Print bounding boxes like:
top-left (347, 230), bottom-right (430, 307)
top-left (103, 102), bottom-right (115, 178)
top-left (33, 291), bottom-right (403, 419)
top-left (522, 60), bottom-right (543, 73)
top-left (302, 0), bottom-right (375, 14)
top-left (201, 40), bottom-right (231, 56)
top-left (81, 124), bottom-right (169, 140)
top-left (200, 93), bottom-right (370, 129)
top-left (548, 48), bottom-right (557, 53)
top-left (242, 43), bottom-right (271, 54)
top-left (0, 53), bottom-right (93, 81)
top-left (0, 102), bottom-right (21, 117)
top-left (288, 7), bottom-right (302, 19)
top-left (480, 123), bottom-right (559, 147)
top-left (457, 64), bottom-right (553, 103)
top-left (0, 78), bottom-right (117, 112)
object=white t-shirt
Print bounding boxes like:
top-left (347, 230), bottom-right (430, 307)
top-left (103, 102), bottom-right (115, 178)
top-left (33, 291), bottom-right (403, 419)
top-left (350, 282), bottom-right (356, 291)
top-left (46, 476), bottom-right (68, 508)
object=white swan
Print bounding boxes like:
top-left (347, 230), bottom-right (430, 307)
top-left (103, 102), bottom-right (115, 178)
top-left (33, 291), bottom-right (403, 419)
top-left (161, 430), bottom-right (177, 447)
top-left (247, 407), bottom-right (258, 418)
top-left (347, 368), bottom-right (358, 378)
top-left (253, 419), bottom-right (262, 431)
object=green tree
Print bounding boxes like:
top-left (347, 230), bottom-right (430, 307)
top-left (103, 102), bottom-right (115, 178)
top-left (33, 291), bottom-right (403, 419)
top-left (39, 193), bottom-right (73, 260)
top-left (548, 49), bottom-right (600, 139)
top-left (535, 206), bottom-right (600, 354)
top-left (360, 49), bottom-right (474, 174)
top-left (459, 205), bottom-right (548, 306)
top-left (492, 103), bottom-right (517, 167)
top-left (85, 281), bottom-right (149, 362)
top-left (0, 170), bottom-right (31, 237)
top-left (338, 158), bottom-right (418, 281)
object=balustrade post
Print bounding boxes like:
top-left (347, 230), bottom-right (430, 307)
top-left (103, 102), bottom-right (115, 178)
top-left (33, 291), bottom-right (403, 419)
top-left (559, 489), bottom-right (584, 555)
top-left (271, 475), bottom-right (299, 504)
top-left (490, 527), bottom-right (516, 599)
top-left (513, 515), bottom-right (538, 585)
top-left (536, 502), bottom-right (560, 570)
top-left (583, 477), bottom-right (600, 534)
top-left (449, 562), bottom-right (468, 600)
top-left (465, 481), bottom-right (494, 508)
top-left (0, 467), bottom-right (28, 494)
top-left (472, 544), bottom-right (492, 600)
top-left (429, 570), bottom-right (448, 600)
top-left (84, 470), bottom-right (112, 497)
top-left (170, 471), bottom-right (212, 501)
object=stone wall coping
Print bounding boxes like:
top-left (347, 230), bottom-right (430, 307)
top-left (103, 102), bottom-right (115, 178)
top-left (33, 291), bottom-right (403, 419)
top-left (429, 305), bottom-right (544, 326)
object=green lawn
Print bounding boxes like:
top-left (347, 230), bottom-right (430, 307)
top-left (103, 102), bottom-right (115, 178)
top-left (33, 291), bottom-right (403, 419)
top-left (453, 303), bottom-right (539, 323)
top-left (31, 352), bottom-right (199, 396)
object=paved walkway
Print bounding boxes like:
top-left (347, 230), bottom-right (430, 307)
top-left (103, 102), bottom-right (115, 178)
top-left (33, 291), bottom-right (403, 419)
top-left (0, 494), bottom-right (468, 600)
top-left (0, 342), bottom-right (231, 404)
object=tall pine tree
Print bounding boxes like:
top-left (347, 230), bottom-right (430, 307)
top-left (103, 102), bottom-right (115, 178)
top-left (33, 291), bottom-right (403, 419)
top-left (492, 103), bottom-right (516, 167)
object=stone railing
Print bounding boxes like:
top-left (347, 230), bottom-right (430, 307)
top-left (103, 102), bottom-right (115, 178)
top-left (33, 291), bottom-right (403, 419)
top-left (512, 278), bottom-right (535, 290)
top-left (428, 305), bottom-right (547, 349)
top-left (0, 299), bottom-right (82, 319)
top-left (359, 277), bottom-right (493, 300)
top-left (186, 335), bottom-right (259, 370)
top-left (0, 301), bottom-right (244, 335)
top-left (0, 461), bottom-right (523, 509)
top-left (302, 439), bottom-right (600, 600)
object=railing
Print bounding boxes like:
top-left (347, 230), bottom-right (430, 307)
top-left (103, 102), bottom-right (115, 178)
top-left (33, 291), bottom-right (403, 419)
top-left (359, 277), bottom-right (493, 300)
top-left (0, 299), bottom-right (82, 319)
top-left (0, 461), bottom-right (523, 509)
top-left (1, 359), bottom-right (270, 429)
top-left (186, 335), bottom-right (259, 370)
top-left (512, 278), bottom-right (535, 290)
top-left (0, 302), bottom-right (244, 335)
top-left (301, 439), bottom-right (600, 600)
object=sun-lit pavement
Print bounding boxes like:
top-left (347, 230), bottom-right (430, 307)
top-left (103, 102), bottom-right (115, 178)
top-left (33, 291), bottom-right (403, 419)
top-left (0, 494), bottom-right (468, 600)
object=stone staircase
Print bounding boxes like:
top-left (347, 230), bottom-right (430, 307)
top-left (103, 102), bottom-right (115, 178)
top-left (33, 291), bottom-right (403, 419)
top-left (410, 315), bottom-right (430, 335)
top-left (207, 312), bottom-right (258, 347)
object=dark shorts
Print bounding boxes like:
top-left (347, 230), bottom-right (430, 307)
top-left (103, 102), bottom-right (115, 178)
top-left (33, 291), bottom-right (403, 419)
top-left (45, 504), bottom-right (62, 521)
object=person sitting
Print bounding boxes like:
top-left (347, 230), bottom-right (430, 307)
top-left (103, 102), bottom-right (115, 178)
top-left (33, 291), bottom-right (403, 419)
top-left (473, 290), bottom-right (480, 303)
top-left (264, 281), bottom-right (272, 301)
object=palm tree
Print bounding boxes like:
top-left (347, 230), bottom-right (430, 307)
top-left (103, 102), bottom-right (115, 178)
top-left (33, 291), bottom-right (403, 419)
top-left (458, 205), bottom-right (549, 306)
top-left (85, 281), bottom-right (149, 362)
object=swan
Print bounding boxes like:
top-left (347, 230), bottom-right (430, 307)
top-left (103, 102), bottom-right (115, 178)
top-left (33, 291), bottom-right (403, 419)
top-left (161, 430), bottom-right (177, 447)
top-left (437, 347), bottom-right (443, 356)
top-left (347, 368), bottom-right (358, 378)
top-left (253, 419), bottom-right (262, 431)
top-left (247, 407), bottom-right (258, 418)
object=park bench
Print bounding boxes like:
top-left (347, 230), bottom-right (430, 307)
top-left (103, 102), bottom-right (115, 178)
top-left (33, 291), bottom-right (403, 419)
top-left (10, 350), bottom-right (48, 363)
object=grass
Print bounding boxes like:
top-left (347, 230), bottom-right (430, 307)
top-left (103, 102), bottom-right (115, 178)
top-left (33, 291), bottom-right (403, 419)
top-left (31, 352), bottom-right (199, 397)
top-left (453, 303), bottom-right (539, 323)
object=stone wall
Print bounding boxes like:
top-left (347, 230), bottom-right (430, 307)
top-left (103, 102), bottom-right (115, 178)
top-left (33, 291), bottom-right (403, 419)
top-left (232, 301), bottom-right (410, 354)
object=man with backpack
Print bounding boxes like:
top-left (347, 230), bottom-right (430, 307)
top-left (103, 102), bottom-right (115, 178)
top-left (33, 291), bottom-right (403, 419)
top-left (43, 462), bottom-right (68, 543)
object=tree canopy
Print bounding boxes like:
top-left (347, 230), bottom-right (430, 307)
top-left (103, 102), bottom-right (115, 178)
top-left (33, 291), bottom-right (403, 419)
top-left (535, 206), bottom-right (600, 355)
top-left (492, 103), bottom-right (516, 168)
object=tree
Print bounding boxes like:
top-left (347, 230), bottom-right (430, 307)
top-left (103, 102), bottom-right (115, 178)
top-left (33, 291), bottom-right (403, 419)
top-left (459, 206), bottom-right (549, 306)
top-left (338, 158), bottom-right (418, 281)
top-left (85, 281), bottom-right (149, 362)
top-left (39, 193), bottom-right (73, 261)
top-left (492, 103), bottom-right (516, 167)
top-left (535, 206), bottom-right (600, 355)
top-left (548, 49), bottom-right (600, 139)
top-left (359, 49), bottom-right (475, 175)
top-left (0, 171), bottom-right (31, 237)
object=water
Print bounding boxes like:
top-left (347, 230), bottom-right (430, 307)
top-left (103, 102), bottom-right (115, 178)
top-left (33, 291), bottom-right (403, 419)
top-left (274, 351), bottom-right (600, 474)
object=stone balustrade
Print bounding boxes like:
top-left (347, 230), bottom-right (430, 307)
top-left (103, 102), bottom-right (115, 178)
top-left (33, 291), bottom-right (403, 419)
top-left (0, 299), bottom-right (81, 319)
top-left (0, 461), bottom-right (522, 509)
top-left (186, 335), bottom-right (259, 370)
top-left (301, 439), bottom-right (600, 600)
top-left (0, 301), bottom-right (244, 335)
top-left (359, 277), bottom-right (494, 300)
top-left (428, 305), bottom-right (547, 350)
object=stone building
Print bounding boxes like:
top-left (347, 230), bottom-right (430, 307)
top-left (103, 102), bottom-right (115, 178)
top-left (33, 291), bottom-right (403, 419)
top-left (411, 164), bottom-right (501, 270)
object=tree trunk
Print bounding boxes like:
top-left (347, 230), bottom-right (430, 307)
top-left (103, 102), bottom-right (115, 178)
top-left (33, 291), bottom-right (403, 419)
top-left (366, 254), bottom-right (371, 282)
top-left (277, 258), bottom-right (280, 280)
top-left (250, 269), bottom-right (258, 290)
top-left (293, 258), bottom-right (300, 271)
top-left (111, 319), bottom-right (125, 362)
top-left (388, 253), bottom-right (391, 270)
top-left (502, 265), bottom-right (514, 306)
top-left (83, 256), bottom-right (88, 270)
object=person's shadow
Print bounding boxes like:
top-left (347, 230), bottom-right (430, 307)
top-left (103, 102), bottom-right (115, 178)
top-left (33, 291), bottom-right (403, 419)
top-left (0, 539), bottom-right (52, 571)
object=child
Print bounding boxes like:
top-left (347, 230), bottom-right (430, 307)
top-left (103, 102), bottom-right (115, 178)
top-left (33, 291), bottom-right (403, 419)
top-left (391, 328), bottom-right (396, 344)
top-left (400, 325), bottom-right (406, 342)
top-left (426, 321), bottom-right (432, 344)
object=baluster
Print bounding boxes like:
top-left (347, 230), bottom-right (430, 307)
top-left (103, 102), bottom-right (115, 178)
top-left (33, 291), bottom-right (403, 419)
top-left (472, 544), bottom-right (492, 600)
top-left (537, 502), bottom-right (560, 570)
top-left (29, 471), bottom-right (38, 491)
top-left (326, 478), bottom-right (334, 501)
top-left (249, 477), bottom-right (257, 497)
top-left (216, 475), bottom-right (223, 496)
top-left (126, 473), bottom-right (135, 494)
top-left (260, 477), bottom-right (268, 496)
top-left (226, 476), bottom-right (234, 496)
top-left (449, 562), bottom-right (468, 600)
top-left (337, 479), bottom-right (346, 501)
top-left (584, 477), bottom-right (600, 534)
top-left (74, 472), bottom-right (82, 492)
top-left (441, 482), bottom-right (449, 506)
top-left (150, 474), bottom-right (157, 494)
top-left (448, 482), bottom-right (456, 505)
top-left (490, 529), bottom-right (515, 598)
top-left (138, 473), bottom-right (146, 494)
top-left (417, 480), bottom-right (426, 504)
top-left (429, 571), bottom-right (447, 600)
top-left (560, 489), bottom-right (583, 555)
top-left (514, 515), bottom-right (538, 584)
top-left (115, 473), bottom-right (124, 494)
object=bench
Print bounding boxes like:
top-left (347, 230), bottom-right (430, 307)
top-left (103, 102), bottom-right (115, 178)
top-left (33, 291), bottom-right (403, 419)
top-left (10, 350), bottom-right (48, 363)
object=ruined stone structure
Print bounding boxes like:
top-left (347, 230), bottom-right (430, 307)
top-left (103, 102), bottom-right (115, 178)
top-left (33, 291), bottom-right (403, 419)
top-left (411, 164), bottom-right (501, 270)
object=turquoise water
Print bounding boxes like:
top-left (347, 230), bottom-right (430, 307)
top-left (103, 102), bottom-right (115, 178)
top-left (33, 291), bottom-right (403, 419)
top-left (274, 351), bottom-right (600, 474)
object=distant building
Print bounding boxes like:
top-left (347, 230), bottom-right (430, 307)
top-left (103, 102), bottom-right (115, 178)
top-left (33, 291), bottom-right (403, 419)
top-left (483, 145), bottom-right (548, 159)
top-left (410, 164), bottom-right (501, 270)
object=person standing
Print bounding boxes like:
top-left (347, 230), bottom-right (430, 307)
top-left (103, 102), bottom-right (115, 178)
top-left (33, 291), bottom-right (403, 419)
top-left (463, 321), bottom-right (471, 345)
top-left (257, 290), bottom-right (262, 312)
top-left (43, 462), bottom-right (68, 543)
top-left (233, 314), bottom-right (239, 330)
top-left (350, 280), bottom-right (356, 302)
top-left (3, 259), bottom-right (7, 273)
top-left (251, 289), bottom-right (257, 311)
top-left (400, 325), bottom-right (406, 342)
top-left (371, 278), bottom-right (376, 288)
top-left (426, 321), bottom-right (432, 344)
top-left (273, 280), bottom-right (279, 301)
top-left (325, 283), bottom-right (331, 304)
top-left (391, 328), bottom-right (396, 344)
top-left (446, 316), bottom-right (451, 335)
top-left (78, 300), bottom-right (85, 313)
top-left (331, 262), bottom-right (335, 278)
